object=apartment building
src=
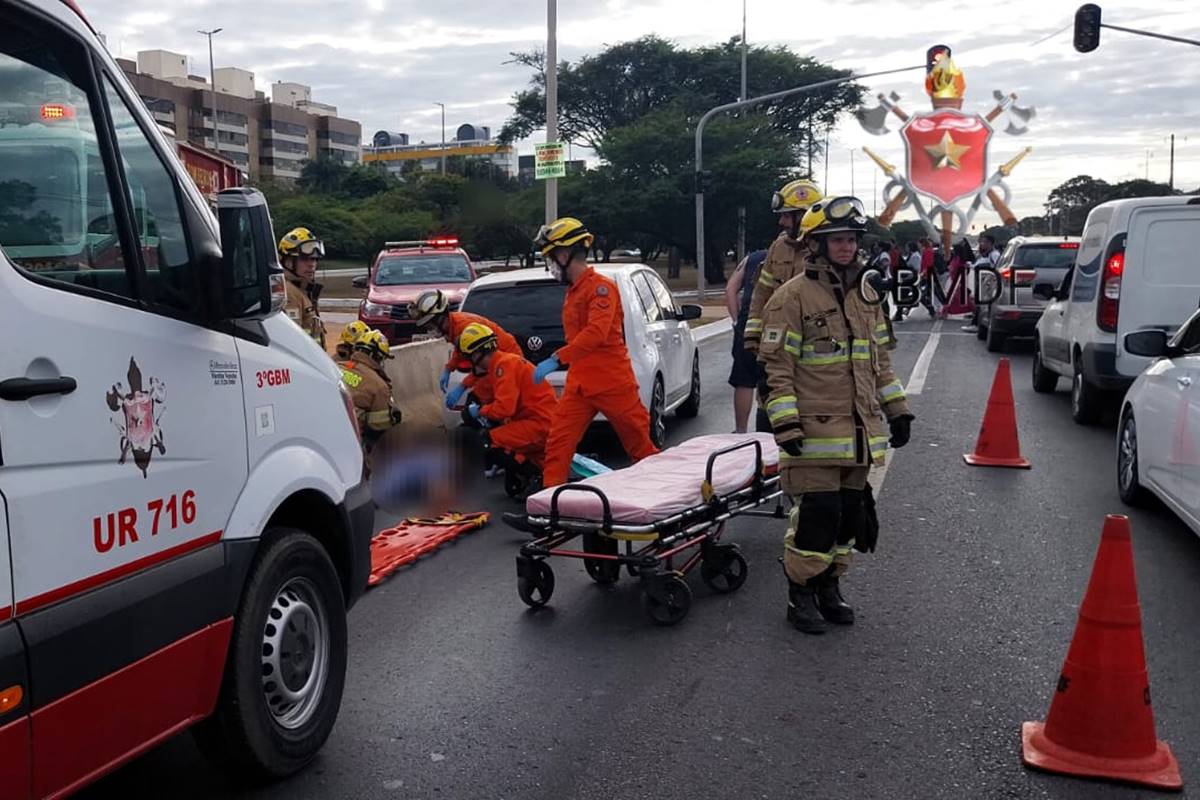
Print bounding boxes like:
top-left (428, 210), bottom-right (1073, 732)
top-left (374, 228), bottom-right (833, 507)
top-left (117, 50), bottom-right (361, 182)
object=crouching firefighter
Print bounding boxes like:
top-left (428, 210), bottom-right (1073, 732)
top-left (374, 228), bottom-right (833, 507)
top-left (456, 323), bottom-right (557, 494)
top-left (340, 329), bottom-right (402, 461)
top-left (757, 196), bottom-right (914, 635)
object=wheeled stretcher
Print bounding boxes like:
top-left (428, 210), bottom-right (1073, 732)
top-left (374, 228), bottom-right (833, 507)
top-left (508, 434), bottom-right (785, 625)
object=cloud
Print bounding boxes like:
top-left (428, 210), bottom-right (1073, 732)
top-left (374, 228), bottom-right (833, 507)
top-left (83, 0), bottom-right (1200, 205)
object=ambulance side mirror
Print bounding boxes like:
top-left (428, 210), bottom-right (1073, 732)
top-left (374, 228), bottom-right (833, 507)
top-left (216, 188), bottom-right (286, 319)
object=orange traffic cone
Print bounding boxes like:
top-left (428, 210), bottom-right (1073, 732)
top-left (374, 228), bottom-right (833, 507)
top-left (963, 358), bottom-right (1031, 468)
top-left (1022, 515), bottom-right (1182, 791)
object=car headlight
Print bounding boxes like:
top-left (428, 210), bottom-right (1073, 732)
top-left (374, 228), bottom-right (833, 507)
top-left (362, 301), bottom-right (391, 318)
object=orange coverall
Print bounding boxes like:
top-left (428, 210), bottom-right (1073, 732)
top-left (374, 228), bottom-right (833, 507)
top-left (478, 351), bottom-right (558, 467)
top-left (445, 311), bottom-right (522, 404)
top-left (543, 266), bottom-right (659, 486)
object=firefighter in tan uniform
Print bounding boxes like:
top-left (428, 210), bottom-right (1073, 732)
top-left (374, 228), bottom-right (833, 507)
top-left (279, 226), bottom-right (327, 347)
top-left (335, 320), bottom-right (370, 360)
top-left (757, 196), bottom-right (913, 635)
top-left (742, 179), bottom-right (823, 354)
top-left (340, 329), bottom-right (401, 454)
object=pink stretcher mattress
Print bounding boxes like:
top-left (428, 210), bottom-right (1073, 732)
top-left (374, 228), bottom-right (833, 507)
top-left (526, 433), bottom-right (779, 525)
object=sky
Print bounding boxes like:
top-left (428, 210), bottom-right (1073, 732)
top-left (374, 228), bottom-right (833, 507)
top-left (86, 0), bottom-right (1200, 226)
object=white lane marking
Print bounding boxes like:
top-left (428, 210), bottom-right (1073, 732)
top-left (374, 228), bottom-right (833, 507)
top-left (868, 450), bottom-right (892, 493)
top-left (905, 319), bottom-right (943, 396)
top-left (871, 319), bottom-right (941, 493)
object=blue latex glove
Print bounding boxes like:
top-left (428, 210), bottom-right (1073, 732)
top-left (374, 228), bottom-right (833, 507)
top-left (533, 355), bottom-right (561, 384)
top-left (467, 402), bottom-right (481, 420)
top-left (445, 383), bottom-right (468, 409)
top-left (439, 367), bottom-right (451, 393)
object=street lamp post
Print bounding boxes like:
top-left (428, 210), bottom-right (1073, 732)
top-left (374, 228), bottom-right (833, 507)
top-left (736, 0), bottom-right (748, 264)
top-left (198, 28), bottom-right (222, 152)
top-left (434, 102), bottom-right (446, 174)
top-left (545, 0), bottom-right (558, 223)
top-left (693, 63), bottom-right (925, 297)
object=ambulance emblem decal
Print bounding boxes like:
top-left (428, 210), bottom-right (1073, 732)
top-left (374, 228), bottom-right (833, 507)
top-left (105, 357), bottom-right (166, 478)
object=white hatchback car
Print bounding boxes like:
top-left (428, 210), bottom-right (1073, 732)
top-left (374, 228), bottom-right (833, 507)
top-left (445, 265), bottom-right (703, 447)
top-left (1118, 308), bottom-right (1200, 532)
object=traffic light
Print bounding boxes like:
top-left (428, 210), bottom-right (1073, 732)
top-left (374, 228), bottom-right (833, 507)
top-left (925, 44), bottom-right (951, 73)
top-left (1074, 4), bottom-right (1102, 53)
top-left (695, 170), bottom-right (713, 194)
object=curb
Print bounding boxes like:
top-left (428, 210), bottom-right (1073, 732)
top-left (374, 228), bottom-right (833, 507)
top-left (322, 298), bottom-right (363, 310)
top-left (693, 318), bottom-right (732, 343)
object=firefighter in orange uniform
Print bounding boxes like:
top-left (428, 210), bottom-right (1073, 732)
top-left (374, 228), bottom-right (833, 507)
top-left (409, 288), bottom-right (523, 406)
top-left (533, 217), bottom-right (660, 487)
top-left (456, 323), bottom-right (557, 485)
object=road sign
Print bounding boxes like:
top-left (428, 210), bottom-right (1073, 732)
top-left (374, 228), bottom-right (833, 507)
top-left (535, 142), bottom-right (566, 180)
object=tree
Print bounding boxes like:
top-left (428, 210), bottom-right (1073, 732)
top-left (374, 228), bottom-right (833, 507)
top-left (1017, 216), bottom-right (1049, 236)
top-left (500, 36), bottom-right (860, 153)
top-left (889, 220), bottom-right (926, 248)
top-left (340, 163), bottom-right (396, 199)
top-left (297, 156), bottom-right (349, 195)
top-left (1044, 174), bottom-right (1176, 235)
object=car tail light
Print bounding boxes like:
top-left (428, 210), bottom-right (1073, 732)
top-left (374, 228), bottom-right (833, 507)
top-left (1097, 250), bottom-right (1124, 332)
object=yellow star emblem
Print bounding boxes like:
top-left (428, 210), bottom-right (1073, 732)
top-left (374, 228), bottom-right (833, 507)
top-left (924, 131), bottom-right (971, 170)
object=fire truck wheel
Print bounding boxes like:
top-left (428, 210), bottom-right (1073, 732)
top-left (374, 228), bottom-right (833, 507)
top-left (194, 528), bottom-right (348, 780)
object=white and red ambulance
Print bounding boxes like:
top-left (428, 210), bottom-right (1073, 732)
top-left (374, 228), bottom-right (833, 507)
top-left (0, 1), bottom-right (374, 796)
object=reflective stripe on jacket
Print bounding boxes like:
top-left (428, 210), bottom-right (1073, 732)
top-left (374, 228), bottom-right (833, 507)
top-left (341, 352), bottom-right (397, 433)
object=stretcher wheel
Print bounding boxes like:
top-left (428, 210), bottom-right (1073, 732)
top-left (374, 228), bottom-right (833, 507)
top-left (584, 558), bottom-right (621, 585)
top-left (518, 560), bottom-right (555, 608)
top-left (700, 549), bottom-right (748, 594)
top-left (583, 532), bottom-right (620, 584)
top-left (504, 471), bottom-right (527, 499)
top-left (642, 575), bottom-right (692, 626)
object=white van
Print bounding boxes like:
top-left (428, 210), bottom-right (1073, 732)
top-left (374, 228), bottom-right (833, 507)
top-left (0, 1), bottom-right (373, 796)
top-left (1032, 196), bottom-right (1200, 424)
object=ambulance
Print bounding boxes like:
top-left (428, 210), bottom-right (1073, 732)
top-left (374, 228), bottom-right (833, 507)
top-left (0, 0), bottom-right (374, 795)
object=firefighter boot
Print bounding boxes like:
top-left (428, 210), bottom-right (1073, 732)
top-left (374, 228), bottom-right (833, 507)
top-left (787, 580), bottom-right (828, 635)
top-left (815, 568), bottom-right (855, 625)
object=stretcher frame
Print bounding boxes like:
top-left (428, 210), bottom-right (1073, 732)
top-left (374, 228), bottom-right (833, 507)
top-left (513, 439), bottom-right (785, 625)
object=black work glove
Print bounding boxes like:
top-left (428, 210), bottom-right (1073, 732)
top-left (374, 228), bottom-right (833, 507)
top-left (855, 483), bottom-right (880, 554)
top-left (780, 438), bottom-right (804, 458)
top-left (888, 414), bottom-right (914, 449)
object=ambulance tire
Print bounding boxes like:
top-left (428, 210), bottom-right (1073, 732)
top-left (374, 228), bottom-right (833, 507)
top-left (195, 529), bottom-right (348, 781)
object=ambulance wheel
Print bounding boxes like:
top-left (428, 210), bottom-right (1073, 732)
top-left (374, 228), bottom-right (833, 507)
top-left (700, 550), bottom-right (748, 594)
top-left (676, 355), bottom-right (701, 419)
top-left (518, 560), bottom-right (555, 607)
top-left (194, 528), bottom-right (347, 780)
top-left (643, 575), bottom-right (692, 626)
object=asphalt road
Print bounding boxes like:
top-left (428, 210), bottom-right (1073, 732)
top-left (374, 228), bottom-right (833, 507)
top-left (84, 316), bottom-right (1200, 800)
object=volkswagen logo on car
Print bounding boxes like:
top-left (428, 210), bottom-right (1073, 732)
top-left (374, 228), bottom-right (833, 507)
top-left (527, 336), bottom-right (544, 353)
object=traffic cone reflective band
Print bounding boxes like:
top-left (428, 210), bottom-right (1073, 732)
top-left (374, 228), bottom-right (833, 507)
top-left (1021, 515), bottom-right (1182, 791)
top-left (963, 358), bottom-right (1030, 468)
